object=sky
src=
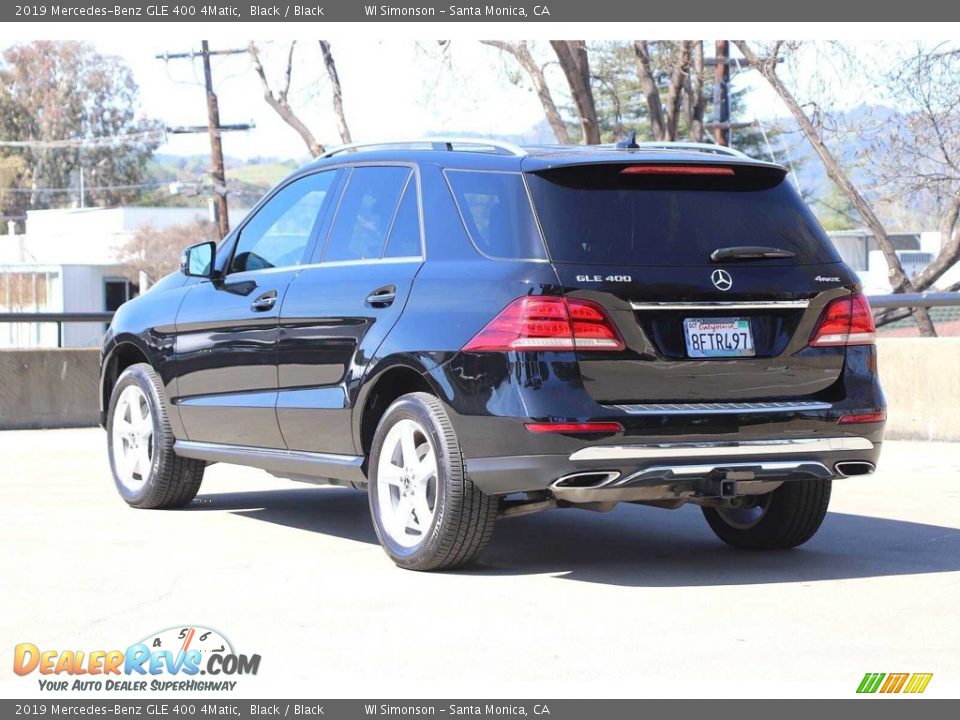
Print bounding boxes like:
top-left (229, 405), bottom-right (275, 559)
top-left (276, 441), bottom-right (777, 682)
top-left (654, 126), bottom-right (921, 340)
top-left (4, 37), bottom-right (949, 162)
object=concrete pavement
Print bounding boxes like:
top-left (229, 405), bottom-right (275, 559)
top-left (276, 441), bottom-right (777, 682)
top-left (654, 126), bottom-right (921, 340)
top-left (1, 429), bottom-right (958, 699)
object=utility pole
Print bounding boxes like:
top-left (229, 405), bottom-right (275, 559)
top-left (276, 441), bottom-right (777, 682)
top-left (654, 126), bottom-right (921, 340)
top-left (156, 43), bottom-right (251, 239)
top-left (712, 40), bottom-right (731, 146)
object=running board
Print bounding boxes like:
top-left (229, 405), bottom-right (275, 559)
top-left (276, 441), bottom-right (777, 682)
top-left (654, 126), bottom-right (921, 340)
top-left (173, 441), bottom-right (366, 484)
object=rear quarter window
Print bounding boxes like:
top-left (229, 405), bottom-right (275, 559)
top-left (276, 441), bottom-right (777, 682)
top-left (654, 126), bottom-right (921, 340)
top-left (445, 170), bottom-right (546, 260)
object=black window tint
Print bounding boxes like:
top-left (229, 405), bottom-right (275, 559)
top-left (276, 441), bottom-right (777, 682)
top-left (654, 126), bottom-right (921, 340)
top-left (526, 164), bottom-right (841, 267)
top-left (231, 171), bottom-right (335, 273)
top-left (383, 180), bottom-right (422, 258)
top-left (324, 166), bottom-right (411, 262)
top-left (446, 171), bottom-right (545, 260)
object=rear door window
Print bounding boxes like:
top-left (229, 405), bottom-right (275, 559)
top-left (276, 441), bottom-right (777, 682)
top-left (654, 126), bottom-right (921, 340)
top-left (445, 170), bottom-right (546, 260)
top-left (323, 166), bottom-right (411, 262)
top-left (526, 164), bottom-right (841, 266)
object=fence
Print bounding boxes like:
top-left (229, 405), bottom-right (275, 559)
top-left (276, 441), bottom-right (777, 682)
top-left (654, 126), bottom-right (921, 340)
top-left (1, 294), bottom-right (959, 439)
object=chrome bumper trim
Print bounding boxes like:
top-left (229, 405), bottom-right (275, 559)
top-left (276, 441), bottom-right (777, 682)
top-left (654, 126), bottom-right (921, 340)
top-left (630, 300), bottom-right (810, 311)
top-left (568, 437), bottom-right (875, 462)
top-left (612, 400), bottom-right (832, 415)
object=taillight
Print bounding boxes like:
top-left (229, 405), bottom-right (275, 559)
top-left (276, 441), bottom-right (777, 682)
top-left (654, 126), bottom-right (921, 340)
top-left (808, 294), bottom-right (876, 347)
top-left (462, 296), bottom-right (624, 352)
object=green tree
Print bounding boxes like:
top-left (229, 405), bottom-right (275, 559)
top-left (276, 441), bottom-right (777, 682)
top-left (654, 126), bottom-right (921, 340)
top-left (0, 41), bottom-right (160, 226)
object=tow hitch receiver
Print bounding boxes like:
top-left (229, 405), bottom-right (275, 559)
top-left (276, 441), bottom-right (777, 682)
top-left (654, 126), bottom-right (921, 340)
top-left (714, 469), bottom-right (756, 499)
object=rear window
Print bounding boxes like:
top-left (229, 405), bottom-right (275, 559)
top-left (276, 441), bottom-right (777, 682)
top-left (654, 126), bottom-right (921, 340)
top-left (445, 170), bottom-right (546, 260)
top-left (526, 164), bottom-right (841, 266)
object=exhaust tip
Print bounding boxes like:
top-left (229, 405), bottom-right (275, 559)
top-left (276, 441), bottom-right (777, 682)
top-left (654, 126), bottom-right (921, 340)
top-left (835, 461), bottom-right (876, 477)
top-left (552, 471), bottom-right (621, 489)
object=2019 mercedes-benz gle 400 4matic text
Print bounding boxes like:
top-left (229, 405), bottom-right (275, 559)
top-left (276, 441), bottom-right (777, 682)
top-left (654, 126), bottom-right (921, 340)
top-left (100, 138), bottom-right (885, 570)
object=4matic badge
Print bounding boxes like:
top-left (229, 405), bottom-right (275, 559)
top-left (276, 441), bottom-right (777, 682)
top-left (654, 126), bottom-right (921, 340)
top-left (13, 625), bottom-right (261, 692)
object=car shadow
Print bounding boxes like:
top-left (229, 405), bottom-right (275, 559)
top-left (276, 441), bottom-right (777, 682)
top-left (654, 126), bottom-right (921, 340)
top-left (186, 486), bottom-right (960, 588)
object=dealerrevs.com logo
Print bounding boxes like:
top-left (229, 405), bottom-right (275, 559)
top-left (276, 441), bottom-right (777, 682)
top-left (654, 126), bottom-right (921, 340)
top-left (14, 626), bottom-right (261, 692)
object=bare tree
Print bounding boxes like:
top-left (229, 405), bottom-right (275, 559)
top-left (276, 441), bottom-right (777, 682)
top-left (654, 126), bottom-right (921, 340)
top-left (319, 40), bottom-right (352, 145)
top-left (550, 40), bottom-right (601, 144)
top-left (480, 41), bottom-right (571, 144)
top-left (735, 40), bottom-right (936, 337)
top-left (633, 41), bottom-right (693, 142)
top-left (248, 41), bottom-right (353, 158)
top-left (684, 41), bottom-right (707, 142)
top-left (119, 220), bottom-right (219, 284)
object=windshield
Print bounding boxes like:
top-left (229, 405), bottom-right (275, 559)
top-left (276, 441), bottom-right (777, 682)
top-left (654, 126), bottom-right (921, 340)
top-left (526, 163), bottom-right (841, 267)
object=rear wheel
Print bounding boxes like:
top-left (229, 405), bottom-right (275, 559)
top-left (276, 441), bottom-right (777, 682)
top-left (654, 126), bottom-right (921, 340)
top-left (701, 479), bottom-right (831, 550)
top-left (368, 392), bottom-right (497, 571)
top-left (107, 363), bottom-right (205, 509)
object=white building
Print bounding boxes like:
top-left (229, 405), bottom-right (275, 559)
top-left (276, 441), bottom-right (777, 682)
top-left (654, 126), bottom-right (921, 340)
top-left (826, 229), bottom-right (960, 294)
top-left (0, 205), bottom-right (249, 348)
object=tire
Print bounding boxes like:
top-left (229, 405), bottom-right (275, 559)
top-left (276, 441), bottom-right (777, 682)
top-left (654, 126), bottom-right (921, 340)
top-left (701, 479), bottom-right (832, 550)
top-left (107, 363), bottom-right (205, 509)
top-left (368, 392), bottom-right (498, 571)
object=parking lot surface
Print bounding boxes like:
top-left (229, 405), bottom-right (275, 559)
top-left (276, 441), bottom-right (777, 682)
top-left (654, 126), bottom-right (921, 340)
top-left (1, 428), bottom-right (958, 698)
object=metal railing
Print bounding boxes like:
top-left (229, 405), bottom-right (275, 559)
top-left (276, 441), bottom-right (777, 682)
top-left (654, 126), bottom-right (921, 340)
top-left (865, 292), bottom-right (960, 309)
top-left (0, 292), bottom-right (958, 347)
top-left (0, 311), bottom-right (114, 348)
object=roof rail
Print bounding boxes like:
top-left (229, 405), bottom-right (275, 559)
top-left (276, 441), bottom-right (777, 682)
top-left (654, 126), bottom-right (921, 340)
top-left (320, 137), bottom-right (527, 159)
top-left (633, 141), bottom-right (749, 158)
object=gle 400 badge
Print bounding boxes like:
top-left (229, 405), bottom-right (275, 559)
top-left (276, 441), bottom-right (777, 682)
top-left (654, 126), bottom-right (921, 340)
top-left (13, 625), bottom-right (261, 692)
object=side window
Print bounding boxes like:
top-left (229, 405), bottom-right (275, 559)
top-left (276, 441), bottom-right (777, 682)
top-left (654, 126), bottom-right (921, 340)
top-left (323, 166), bottom-right (411, 262)
top-left (445, 170), bottom-right (546, 260)
top-left (383, 179), bottom-right (422, 258)
top-left (230, 171), bottom-right (335, 273)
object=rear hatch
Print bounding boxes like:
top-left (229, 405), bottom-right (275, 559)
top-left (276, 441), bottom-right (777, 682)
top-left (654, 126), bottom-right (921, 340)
top-left (524, 159), bottom-right (855, 403)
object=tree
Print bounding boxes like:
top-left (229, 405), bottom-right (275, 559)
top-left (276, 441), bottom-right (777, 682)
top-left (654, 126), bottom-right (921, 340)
top-left (734, 40), bottom-right (937, 337)
top-left (119, 220), bottom-right (219, 285)
top-left (248, 41), bottom-right (352, 158)
top-left (865, 45), bottom-right (960, 326)
top-left (550, 41), bottom-right (601, 144)
top-left (0, 41), bottom-right (160, 224)
top-left (480, 41), bottom-right (571, 144)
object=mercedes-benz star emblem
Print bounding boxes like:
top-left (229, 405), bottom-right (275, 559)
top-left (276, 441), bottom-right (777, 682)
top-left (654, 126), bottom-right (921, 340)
top-left (711, 268), bottom-right (733, 292)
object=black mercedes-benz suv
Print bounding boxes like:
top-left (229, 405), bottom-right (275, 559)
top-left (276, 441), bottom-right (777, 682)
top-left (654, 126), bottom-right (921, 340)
top-left (100, 138), bottom-right (885, 571)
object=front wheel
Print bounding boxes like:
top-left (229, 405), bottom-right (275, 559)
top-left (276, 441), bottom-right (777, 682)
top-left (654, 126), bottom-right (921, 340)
top-left (368, 392), bottom-right (497, 571)
top-left (701, 479), bottom-right (832, 550)
top-left (107, 363), bottom-right (205, 509)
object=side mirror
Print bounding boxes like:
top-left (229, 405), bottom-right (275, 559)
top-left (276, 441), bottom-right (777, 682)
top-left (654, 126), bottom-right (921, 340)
top-left (180, 241), bottom-right (216, 278)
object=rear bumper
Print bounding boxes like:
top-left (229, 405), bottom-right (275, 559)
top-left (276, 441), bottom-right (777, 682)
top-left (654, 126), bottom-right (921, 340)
top-left (465, 436), bottom-right (882, 498)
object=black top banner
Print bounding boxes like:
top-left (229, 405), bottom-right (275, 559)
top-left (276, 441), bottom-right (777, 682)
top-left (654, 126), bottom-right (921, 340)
top-left (6, 0), bottom-right (959, 22)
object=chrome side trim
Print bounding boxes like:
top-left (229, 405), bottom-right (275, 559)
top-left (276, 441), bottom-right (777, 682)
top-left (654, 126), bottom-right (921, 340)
top-left (569, 437), bottom-right (875, 462)
top-left (612, 400), bottom-right (832, 415)
top-left (174, 441), bottom-right (365, 483)
top-left (630, 300), bottom-right (810, 311)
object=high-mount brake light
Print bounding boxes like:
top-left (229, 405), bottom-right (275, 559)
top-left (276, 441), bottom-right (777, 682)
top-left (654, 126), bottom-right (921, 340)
top-left (619, 165), bottom-right (735, 176)
top-left (462, 296), bottom-right (624, 352)
top-left (808, 294), bottom-right (876, 347)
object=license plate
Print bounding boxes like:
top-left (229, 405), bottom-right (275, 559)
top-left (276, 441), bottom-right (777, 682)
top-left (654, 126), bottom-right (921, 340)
top-left (683, 317), bottom-right (755, 358)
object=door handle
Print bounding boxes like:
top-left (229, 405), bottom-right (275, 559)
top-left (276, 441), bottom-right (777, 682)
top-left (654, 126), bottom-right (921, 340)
top-left (251, 291), bottom-right (277, 311)
top-left (366, 285), bottom-right (397, 308)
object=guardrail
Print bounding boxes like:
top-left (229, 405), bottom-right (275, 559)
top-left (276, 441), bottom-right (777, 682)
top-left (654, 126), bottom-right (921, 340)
top-left (0, 311), bottom-right (114, 347)
top-left (0, 293), bottom-right (958, 346)
top-left (867, 292), bottom-right (960, 309)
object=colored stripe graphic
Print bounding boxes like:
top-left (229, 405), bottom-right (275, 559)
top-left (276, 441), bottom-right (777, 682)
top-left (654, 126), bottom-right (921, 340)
top-left (903, 673), bottom-right (933, 694)
top-left (880, 673), bottom-right (909, 693)
top-left (857, 673), bottom-right (886, 693)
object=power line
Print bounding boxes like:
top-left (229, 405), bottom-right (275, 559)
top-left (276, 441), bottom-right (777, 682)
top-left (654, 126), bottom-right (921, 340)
top-left (156, 42), bottom-right (252, 239)
top-left (0, 129), bottom-right (166, 149)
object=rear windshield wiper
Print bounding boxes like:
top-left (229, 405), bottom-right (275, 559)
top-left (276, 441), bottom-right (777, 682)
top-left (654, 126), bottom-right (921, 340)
top-left (710, 246), bottom-right (796, 262)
